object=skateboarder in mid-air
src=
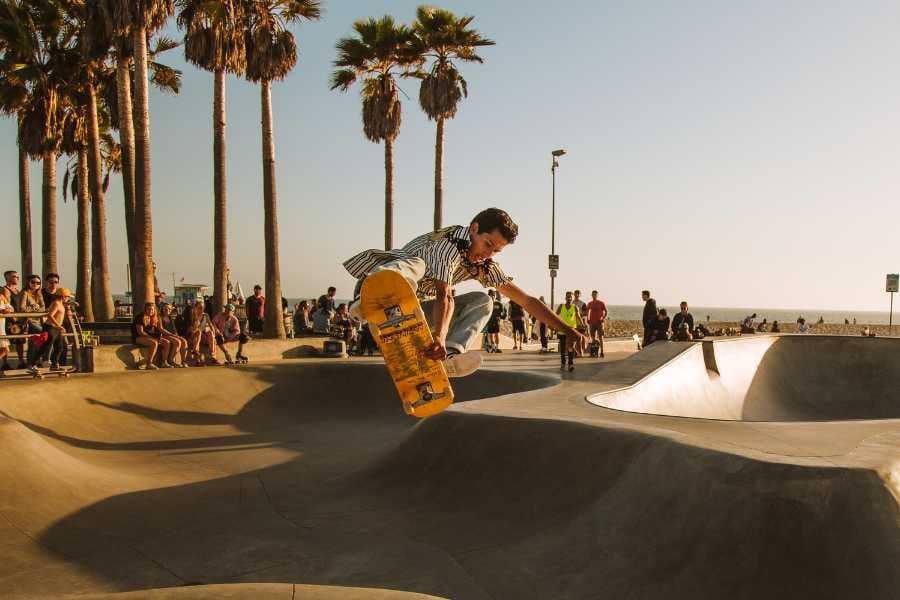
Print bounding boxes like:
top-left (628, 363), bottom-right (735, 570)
top-left (346, 208), bottom-right (588, 378)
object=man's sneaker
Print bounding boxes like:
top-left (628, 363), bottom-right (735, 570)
top-left (146, 363), bottom-right (159, 371)
top-left (443, 352), bottom-right (482, 378)
top-left (568, 365), bottom-right (575, 372)
top-left (49, 363), bottom-right (61, 372)
top-left (26, 366), bottom-right (39, 375)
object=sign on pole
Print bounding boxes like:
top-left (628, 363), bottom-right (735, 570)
top-left (887, 274), bottom-right (899, 292)
top-left (548, 254), bottom-right (559, 270)
top-left (549, 269), bottom-right (557, 278)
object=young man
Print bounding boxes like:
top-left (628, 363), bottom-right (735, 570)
top-left (641, 290), bottom-right (657, 348)
top-left (556, 291), bottom-right (585, 372)
top-left (671, 301), bottom-right (695, 341)
top-left (586, 290), bottom-right (608, 358)
top-left (487, 291), bottom-right (505, 353)
top-left (1, 271), bottom-right (23, 369)
top-left (212, 303), bottom-right (249, 364)
top-left (27, 287), bottom-right (71, 374)
top-left (318, 287), bottom-right (337, 313)
top-left (246, 285), bottom-right (265, 334)
top-left (345, 208), bottom-right (587, 377)
top-left (508, 299), bottom-right (526, 350)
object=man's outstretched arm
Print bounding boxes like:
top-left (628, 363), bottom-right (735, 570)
top-left (498, 282), bottom-right (587, 349)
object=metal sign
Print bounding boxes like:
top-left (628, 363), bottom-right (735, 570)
top-left (550, 269), bottom-right (557, 278)
top-left (888, 274), bottom-right (899, 293)
top-left (548, 254), bottom-right (559, 270)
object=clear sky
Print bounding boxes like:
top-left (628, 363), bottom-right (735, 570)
top-left (3, 0), bottom-right (900, 312)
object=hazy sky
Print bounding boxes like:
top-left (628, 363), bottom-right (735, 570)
top-left (3, 0), bottom-right (900, 311)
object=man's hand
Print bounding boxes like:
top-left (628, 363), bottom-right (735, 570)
top-left (424, 338), bottom-right (448, 361)
top-left (567, 329), bottom-right (589, 353)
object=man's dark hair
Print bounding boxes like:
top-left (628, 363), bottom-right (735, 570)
top-left (471, 208), bottom-right (518, 243)
top-left (642, 290), bottom-right (651, 296)
top-left (327, 286), bottom-right (336, 294)
top-left (45, 273), bottom-right (59, 281)
top-left (254, 284), bottom-right (262, 290)
top-left (592, 290), bottom-right (598, 294)
top-left (3, 270), bottom-right (16, 280)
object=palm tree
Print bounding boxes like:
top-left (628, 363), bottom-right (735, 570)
top-left (411, 6), bottom-right (494, 231)
top-left (103, 0), bottom-right (174, 308)
top-left (101, 33), bottom-right (180, 300)
top-left (177, 0), bottom-right (246, 314)
top-left (60, 106), bottom-right (95, 322)
top-left (0, 1), bottom-right (34, 277)
top-left (0, 0), bottom-right (74, 277)
top-left (331, 16), bottom-right (419, 250)
top-left (243, 0), bottom-right (320, 339)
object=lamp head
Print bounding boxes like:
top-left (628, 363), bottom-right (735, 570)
top-left (551, 149), bottom-right (566, 157)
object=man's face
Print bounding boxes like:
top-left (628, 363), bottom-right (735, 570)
top-left (467, 223), bottom-right (509, 263)
top-left (565, 292), bottom-right (573, 304)
top-left (46, 275), bottom-right (59, 292)
top-left (642, 292), bottom-right (649, 301)
top-left (254, 288), bottom-right (262, 296)
top-left (681, 304), bottom-right (688, 314)
top-left (328, 289), bottom-right (336, 298)
top-left (5, 272), bottom-right (19, 287)
top-left (574, 291), bottom-right (581, 300)
top-left (592, 292), bottom-right (598, 300)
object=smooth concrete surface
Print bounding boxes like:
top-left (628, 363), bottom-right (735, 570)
top-left (0, 337), bottom-right (898, 599)
top-left (589, 335), bottom-right (900, 421)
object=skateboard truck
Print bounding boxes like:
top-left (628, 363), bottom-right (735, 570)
top-left (378, 305), bottom-right (416, 330)
top-left (410, 382), bottom-right (449, 409)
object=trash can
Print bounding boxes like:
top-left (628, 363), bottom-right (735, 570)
top-left (74, 345), bottom-right (95, 373)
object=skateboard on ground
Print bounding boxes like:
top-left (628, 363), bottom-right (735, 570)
top-left (31, 367), bottom-right (75, 379)
top-left (360, 270), bottom-right (454, 418)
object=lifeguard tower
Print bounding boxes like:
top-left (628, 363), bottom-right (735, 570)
top-left (173, 283), bottom-right (209, 307)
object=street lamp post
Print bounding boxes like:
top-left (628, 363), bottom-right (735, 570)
top-left (550, 149), bottom-right (566, 310)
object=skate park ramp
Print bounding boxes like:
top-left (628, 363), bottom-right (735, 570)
top-left (589, 335), bottom-right (900, 421)
top-left (1, 348), bottom-right (900, 599)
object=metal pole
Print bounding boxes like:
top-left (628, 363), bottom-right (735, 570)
top-left (550, 162), bottom-right (556, 311)
top-left (891, 292), bottom-right (894, 335)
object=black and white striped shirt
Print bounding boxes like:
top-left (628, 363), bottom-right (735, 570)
top-left (343, 225), bottom-right (512, 300)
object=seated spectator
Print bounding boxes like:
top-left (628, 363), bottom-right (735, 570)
top-left (186, 300), bottom-right (220, 366)
top-left (649, 309), bottom-right (670, 344)
top-left (333, 303), bottom-right (357, 349)
top-left (694, 322), bottom-right (712, 339)
top-left (212, 303), bottom-right (249, 364)
top-left (312, 305), bottom-right (333, 334)
top-left (159, 303), bottom-right (189, 367)
top-left (757, 318), bottom-right (768, 332)
top-left (771, 320), bottom-right (781, 333)
top-left (671, 302), bottom-right (694, 342)
top-left (131, 302), bottom-right (172, 370)
top-left (17, 274), bottom-right (45, 366)
top-left (740, 313), bottom-right (757, 334)
top-left (294, 300), bottom-right (313, 334)
top-left (797, 318), bottom-right (810, 333)
top-left (0, 286), bottom-right (13, 373)
top-left (2, 271), bottom-right (24, 368)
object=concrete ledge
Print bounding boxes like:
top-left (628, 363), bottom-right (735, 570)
top-left (93, 335), bottom-right (338, 373)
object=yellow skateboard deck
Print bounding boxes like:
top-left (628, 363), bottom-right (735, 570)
top-left (360, 270), bottom-right (454, 418)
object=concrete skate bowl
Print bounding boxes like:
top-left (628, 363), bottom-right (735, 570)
top-left (2, 355), bottom-right (900, 599)
top-left (589, 335), bottom-right (900, 421)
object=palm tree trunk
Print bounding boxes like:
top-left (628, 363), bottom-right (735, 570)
top-left (384, 139), bottom-right (393, 250)
top-left (76, 147), bottom-right (94, 322)
top-left (131, 26), bottom-right (155, 308)
top-left (212, 67), bottom-right (228, 314)
top-left (260, 80), bottom-right (284, 339)
top-left (18, 143), bottom-right (33, 277)
top-left (116, 56), bottom-right (137, 296)
top-left (433, 117), bottom-right (444, 231)
top-left (87, 78), bottom-right (115, 320)
top-left (42, 151), bottom-right (57, 276)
